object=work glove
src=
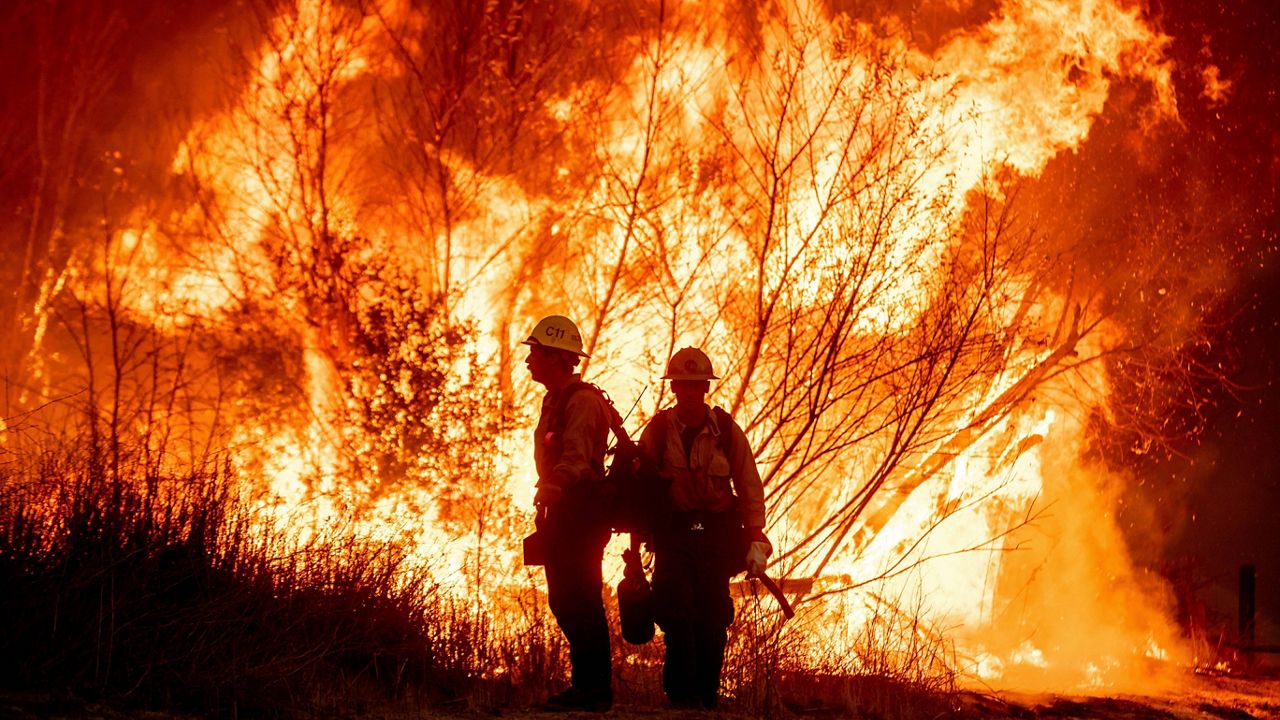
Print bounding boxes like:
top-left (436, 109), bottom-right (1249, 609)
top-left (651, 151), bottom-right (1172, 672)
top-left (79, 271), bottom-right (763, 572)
top-left (746, 542), bottom-right (770, 576)
top-left (745, 529), bottom-right (772, 576)
top-left (534, 484), bottom-right (562, 511)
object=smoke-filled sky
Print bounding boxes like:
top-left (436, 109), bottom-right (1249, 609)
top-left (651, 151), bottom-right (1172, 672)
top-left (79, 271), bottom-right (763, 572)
top-left (1, 0), bottom-right (1278, 678)
top-left (1120, 0), bottom-right (1280, 642)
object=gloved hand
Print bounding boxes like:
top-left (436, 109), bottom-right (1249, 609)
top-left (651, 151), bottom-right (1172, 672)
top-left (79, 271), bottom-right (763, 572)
top-left (746, 541), bottom-right (771, 576)
top-left (534, 484), bottom-right (562, 510)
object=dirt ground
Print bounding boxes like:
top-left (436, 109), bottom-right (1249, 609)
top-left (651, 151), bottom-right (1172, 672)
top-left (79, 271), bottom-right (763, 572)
top-left (949, 672), bottom-right (1280, 720)
top-left (485, 671), bottom-right (1280, 719)
top-left (1, 672), bottom-right (1276, 719)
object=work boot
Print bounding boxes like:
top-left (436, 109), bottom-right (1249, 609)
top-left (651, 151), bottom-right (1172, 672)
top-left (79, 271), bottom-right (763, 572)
top-left (543, 686), bottom-right (613, 712)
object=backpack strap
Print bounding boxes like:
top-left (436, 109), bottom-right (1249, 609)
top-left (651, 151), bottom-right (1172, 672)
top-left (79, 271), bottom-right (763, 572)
top-left (551, 381), bottom-right (587, 439)
top-left (643, 408), bottom-right (669, 464)
top-left (646, 405), bottom-right (734, 466)
top-left (551, 381), bottom-right (631, 457)
top-left (710, 406), bottom-right (734, 459)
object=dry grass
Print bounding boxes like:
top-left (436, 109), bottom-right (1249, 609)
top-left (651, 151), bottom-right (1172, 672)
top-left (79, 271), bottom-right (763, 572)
top-left (0, 439), bottom-right (957, 718)
top-left (0, 442), bottom-right (531, 716)
top-left (721, 582), bottom-right (957, 718)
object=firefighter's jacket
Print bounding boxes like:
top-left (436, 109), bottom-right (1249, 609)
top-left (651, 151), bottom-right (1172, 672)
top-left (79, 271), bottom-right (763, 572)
top-left (639, 405), bottom-right (766, 529)
top-left (533, 374), bottom-right (611, 493)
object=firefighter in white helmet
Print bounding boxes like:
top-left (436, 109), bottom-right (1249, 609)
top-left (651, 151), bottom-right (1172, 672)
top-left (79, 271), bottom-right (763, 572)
top-left (638, 347), bottom-right (771, 709)
top-left (522, 315), bottom-right (614, 712)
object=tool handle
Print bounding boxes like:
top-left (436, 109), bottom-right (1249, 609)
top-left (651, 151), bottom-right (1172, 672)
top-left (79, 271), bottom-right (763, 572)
top-left (751, 573), bottom-right (795, 620)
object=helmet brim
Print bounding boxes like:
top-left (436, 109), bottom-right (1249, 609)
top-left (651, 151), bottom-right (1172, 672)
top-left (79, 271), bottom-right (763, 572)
top-left (522, 336), bottom-right (591, 358)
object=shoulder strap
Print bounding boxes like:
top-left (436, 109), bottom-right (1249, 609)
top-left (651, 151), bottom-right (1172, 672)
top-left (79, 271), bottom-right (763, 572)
top-left (554, 381), bottom-right (630, 446)
top-left (646, 408), bottom-right (671, 463)
top-left (646, 406), bottom-right (731, 463)
top-left (552, 381), bottom-right (589, 435)
top-left (711, 406), bottom-right (734, 458)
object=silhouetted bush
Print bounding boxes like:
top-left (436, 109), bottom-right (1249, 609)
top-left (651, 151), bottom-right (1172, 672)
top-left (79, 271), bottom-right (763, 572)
top-left (0, 439), bottom-right (956, 718)
top-left (0, 445), bottom-right (495, 716)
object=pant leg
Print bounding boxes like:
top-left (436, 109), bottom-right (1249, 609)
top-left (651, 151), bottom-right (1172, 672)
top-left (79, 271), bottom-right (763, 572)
top-left (662, 623), bottom-right (699, 703)
top-left (693, 622), bottom-right (728, 706)
top-left (690, 514), bottom-right (736, 705)
top-left (652, 528), bottom-right (698, 703)
top-left (544, 495), bottom-right (612, 691)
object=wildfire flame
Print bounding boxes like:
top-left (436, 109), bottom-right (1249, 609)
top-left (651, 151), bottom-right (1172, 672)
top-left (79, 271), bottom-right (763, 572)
top-left (15, 0), bottom-right (1232, 694)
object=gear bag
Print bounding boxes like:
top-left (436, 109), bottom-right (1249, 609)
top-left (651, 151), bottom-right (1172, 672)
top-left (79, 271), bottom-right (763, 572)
top-left (616, 535), bottom-right (654, 644)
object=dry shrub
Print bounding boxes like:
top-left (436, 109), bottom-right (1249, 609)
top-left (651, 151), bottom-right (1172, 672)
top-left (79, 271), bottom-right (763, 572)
top-left (0, 441), bottom-right (526, 717)
top-left (0, 436), bottom-right (964, 717)
top-left (723, 583), bottom-right (957, 718)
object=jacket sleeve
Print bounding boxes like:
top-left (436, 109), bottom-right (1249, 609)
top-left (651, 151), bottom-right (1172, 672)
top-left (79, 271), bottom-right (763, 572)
top-left (542, 389), bottom-right (610, 490)
top-left (726, 418), bottom-right (766, 529)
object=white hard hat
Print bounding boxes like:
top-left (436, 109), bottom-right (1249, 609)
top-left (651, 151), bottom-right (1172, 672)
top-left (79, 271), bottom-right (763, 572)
top-left (662, 347), bottom-right (718, 381)
top-left (522, 315), bottom-right (590, 357)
